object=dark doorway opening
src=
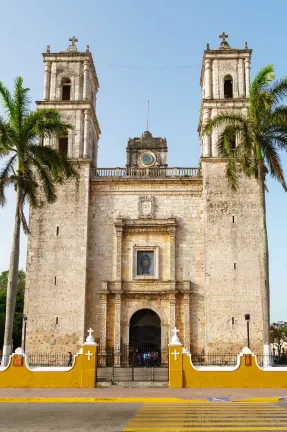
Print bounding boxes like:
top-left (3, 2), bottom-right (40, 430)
top-left (129, 309), bottom-right (161, 348)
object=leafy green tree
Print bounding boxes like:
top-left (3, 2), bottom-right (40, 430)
top-left (270, 321), bottom-right (287, 355)
top-left (0, 270), bottom-right (25, 349)
top-left (203, 65), bottom-right (287, 348)
top-left (0, 77), bottom-right (78, 363)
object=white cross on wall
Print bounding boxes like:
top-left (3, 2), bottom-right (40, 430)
top-left (171, 349), bottom-right (180, 361)
top-left (85, 350), bottom-right (93, 361)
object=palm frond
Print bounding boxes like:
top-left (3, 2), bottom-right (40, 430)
top-left (262, 139), bottom-right (287, 191)
top-left (268, 77), bottom-right (287, 108)
top-left (25, 109), bottom-right (72, 138)
top-left (250, 65), bottom-right (275, 101)
top-left (203, 112), bottom-right (248, 136)
top-left (29, 143), bottom-right (78, 180)
top-left (13, 77), bottom-right (30, 129)
top-left (0, 154), bottom-right (17, 206)
top-left (0, 81), bottom-right (14, 119)
top-left (225, 154), bottom-right (239, 191)
top-left (30, 157), bottom-right (57, 203)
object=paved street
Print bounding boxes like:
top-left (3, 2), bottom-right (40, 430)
top-left (0, 402), bottom-right (287, 431)
top-left (125, 402), bottom-right (287, 431)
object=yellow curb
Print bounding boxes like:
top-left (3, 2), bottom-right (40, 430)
top-left (235, 397), bottom-right (281, 403)
top-left (0, 397), bottom-right (208, 403)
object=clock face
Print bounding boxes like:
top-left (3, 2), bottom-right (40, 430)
top-left (140, 152), bottom-right (155, 166)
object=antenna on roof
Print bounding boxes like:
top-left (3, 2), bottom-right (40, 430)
top-left (147, 100), bottom-right (149, 131)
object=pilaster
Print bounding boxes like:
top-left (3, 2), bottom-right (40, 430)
top-left (83, 109), bottom-right (90, 158)
top-left (83, 60), bottom-right (90, 100)
top-left (99, 282), bottom-right (108, 365)
top-left (115, 219), bottom-right (124, 281)
top-left (169, 293), bottom-right (176, 340)
top-left (245, 58), bottom-right (251, 97)
top-left (202, 108), bottom-right (211, 157)
top-left (183, 293), bottom-right (191, 351)
top-left (43, 62), bottom-right (51, 101)
top-left (169, 226), bottom-right (176, 281)
top-left (114, 292), bottom-right (122, 366)
top-left (50, 62), bottom-right (57, 101)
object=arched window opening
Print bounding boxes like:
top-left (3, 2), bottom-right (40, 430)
top-left (59, 137), bottom-right (68, 156)
top-left (62, 78), bottom-right (71, 101)
top-left (224, 75), bottom-right (233, 99)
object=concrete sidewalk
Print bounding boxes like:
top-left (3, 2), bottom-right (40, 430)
top-left (0, 387), bottom-right (286, 401)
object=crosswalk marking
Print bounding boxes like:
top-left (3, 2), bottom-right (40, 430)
top-left (124, 402), bottom-right (287, 431)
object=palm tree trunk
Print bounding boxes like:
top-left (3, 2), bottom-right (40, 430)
top-left (1, 187), bottom-right (22, 366)
top-left (258, 161), bottom-right (270, 355)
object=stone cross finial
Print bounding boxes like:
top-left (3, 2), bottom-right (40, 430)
top-left (69, 36), bottom-right (78, 46)
top-left (170, 327), bottom-right (181, 345)
top-left (219, 32), bottom-right (228, 42)
top-left (87, 328), bottom-right (94, 337)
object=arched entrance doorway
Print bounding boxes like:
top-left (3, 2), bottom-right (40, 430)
top-left (129, 309), bottom-right (161, 348)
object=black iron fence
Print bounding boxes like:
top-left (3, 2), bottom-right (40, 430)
top-left (27, 353), bottom-right (73, 367)
top-left (190, 353), bottom-right (238, 366)
top-left (97, 344), bottom-right (168, 382)
top-left (97, 343), bottom-right (167, 367)
top-left (256, 354), bottom-right (287, 367)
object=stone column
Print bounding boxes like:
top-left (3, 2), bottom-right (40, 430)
top-left (245, 58), bottom-right (251, 97)
top-left (169, 293), bottom-right (176, 341)
top-left (115, 219), bottom-right (124, 282)
top-left (204, 59), bottom-right (212, 99)
top-left (202, 108), bottom-right (211, 157)
top-left (83, 109), bottom-right (90, 158)
top-left (43, 62), bottom-right (51, 101)
top-left (183, 293), bottom-right (191, 351)
top-left (50, 62), bottom-right (57, 101)
top-left (114, 292), bottom-right (122, 366)
top-left (211, 108), bottom-right (219, 157)
top-left (83, 60), bottom-right (90, 100)
top-left (99, 282), bottom-right (108, 366)
top-left (212, 59), bottom-right (219, 99)
top-left (169, 226), bottom-right (176, 282)
top-left (238, 58), bottom-right (245, 98)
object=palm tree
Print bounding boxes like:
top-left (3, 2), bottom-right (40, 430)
top-left (203, 65), bottom-right (287, 352)
top-left (0, 77), bottom-right (78, 364)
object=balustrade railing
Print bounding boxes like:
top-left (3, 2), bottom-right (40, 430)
top-left (95, 167), bottom-right (200, 178)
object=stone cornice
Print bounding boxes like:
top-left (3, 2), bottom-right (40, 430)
top-left (115, 217), bottom-right (177, 235)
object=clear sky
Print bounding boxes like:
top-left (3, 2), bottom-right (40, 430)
top-left (0, 0), bottom-right (286, 322)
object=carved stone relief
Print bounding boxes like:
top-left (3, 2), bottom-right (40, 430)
top-left (138, 196), bottom-right (155, 219)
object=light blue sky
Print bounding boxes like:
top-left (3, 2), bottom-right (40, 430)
top-left (0, 1), bottom-right (286, 322)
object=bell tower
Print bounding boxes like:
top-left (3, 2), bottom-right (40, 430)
top-left (200, 35), bottom-right (267, 354)
top-left (199, 32), bottom-right (252, 157)
top-left (24, 38), bottom-right (101, 353)
top-left (38, 36), bottom-right (100, 166)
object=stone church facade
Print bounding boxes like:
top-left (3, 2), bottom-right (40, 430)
top-left (24, 35), bottom-right (268, 356)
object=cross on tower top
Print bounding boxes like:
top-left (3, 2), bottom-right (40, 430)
top-left (69, 36), bottom-right (78, 46)
top-left (219, 32), bottom-right (228, 42)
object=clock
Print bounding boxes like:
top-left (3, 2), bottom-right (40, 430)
top-left (140, 152), bottom-right (155, 167)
